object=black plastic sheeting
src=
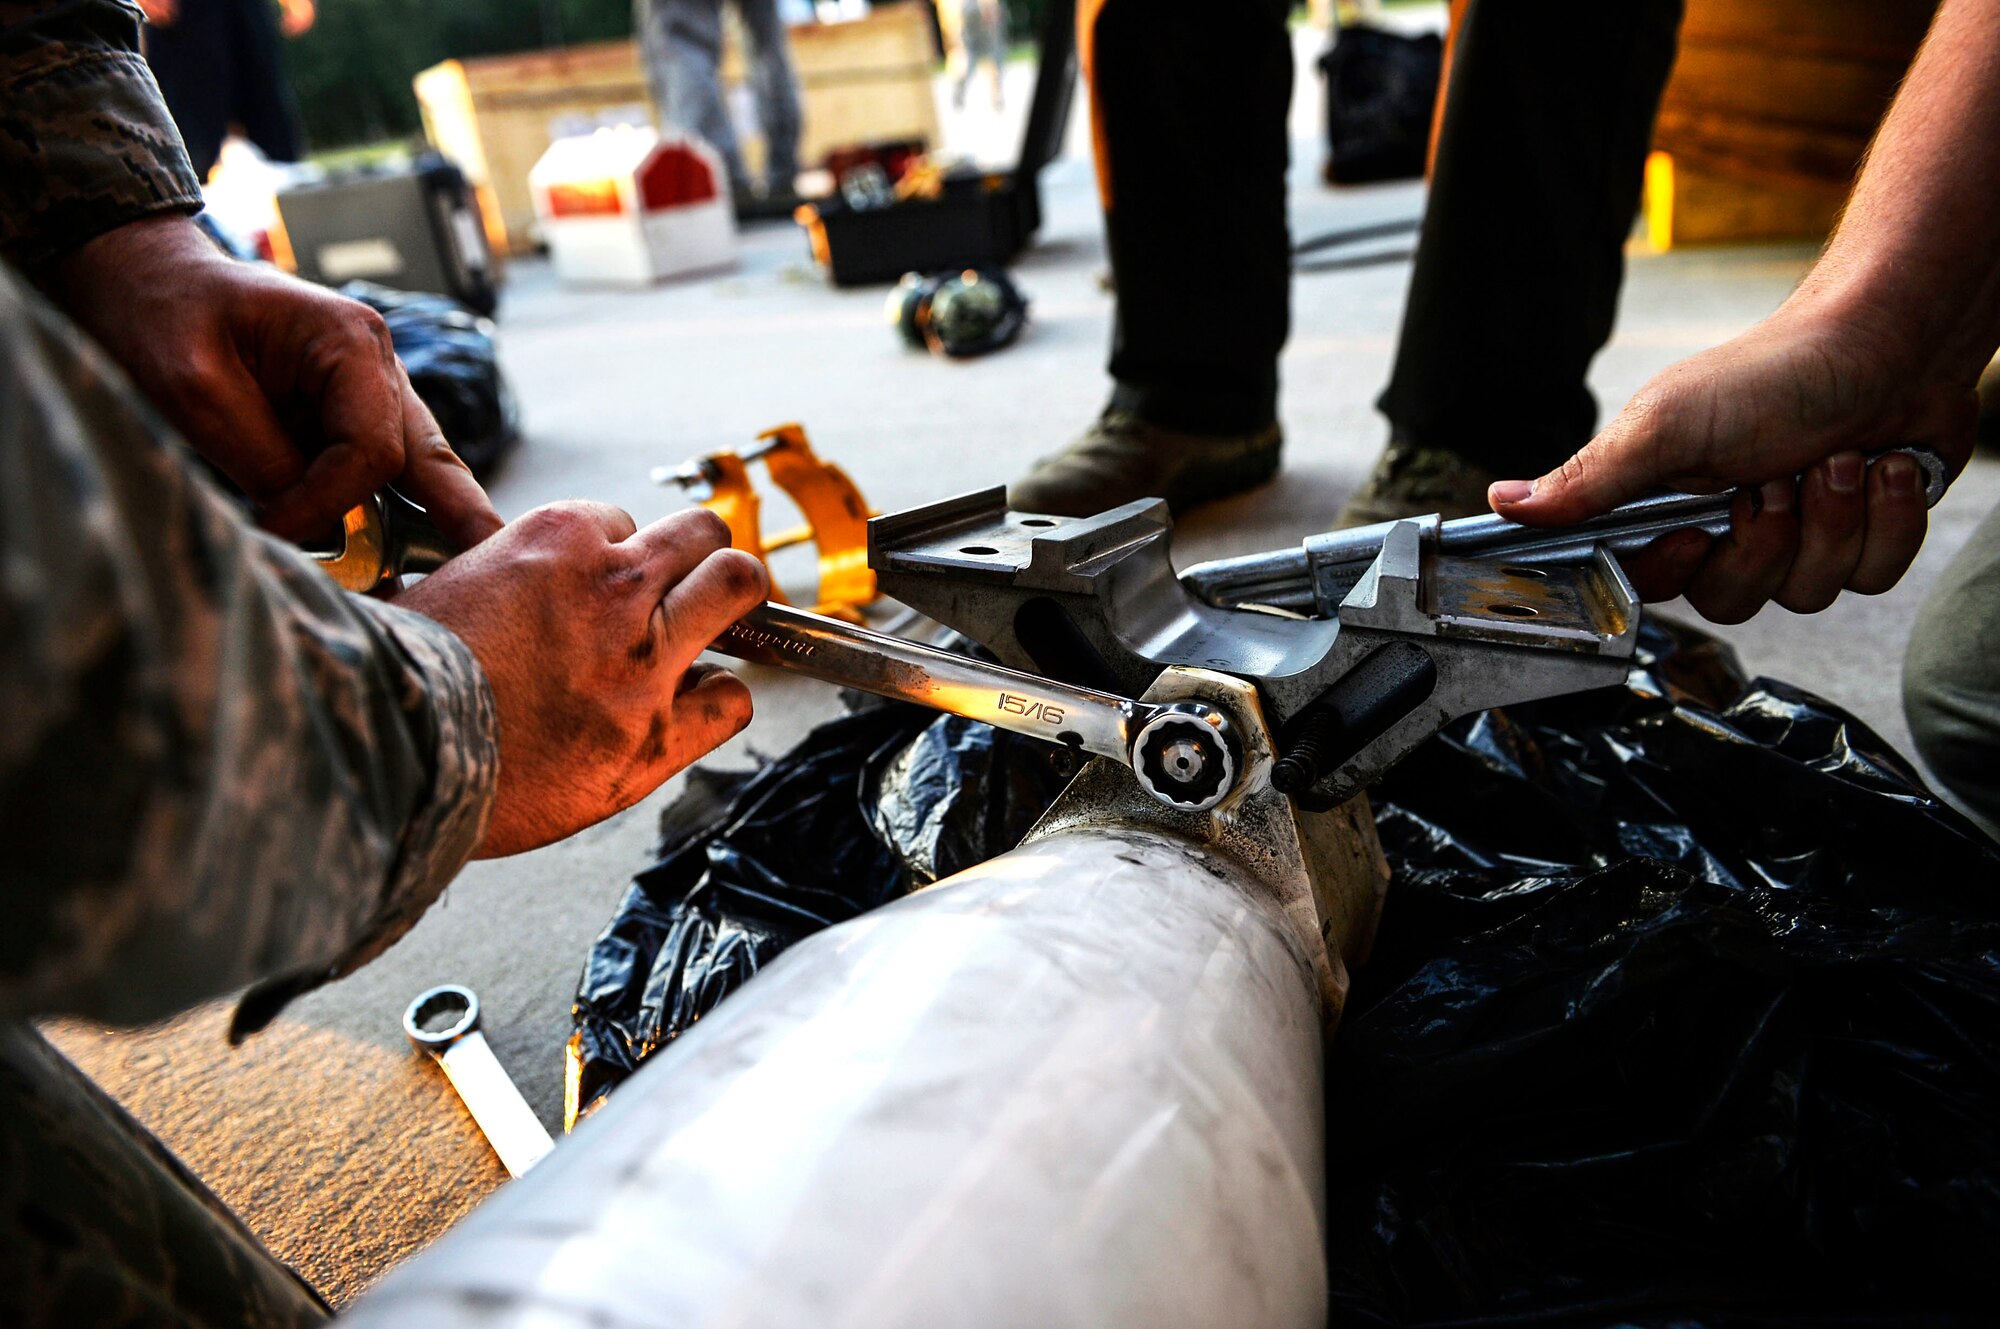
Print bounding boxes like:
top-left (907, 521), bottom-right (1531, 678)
top-left (569, 621), bottom-right (2000, 1321)
top-left (567, 698), bottom-right (1080, 1121)
top-left (340, 281), bottom-right (520, 477)
top-left (1329, 628), bottom-right (2000, 1325)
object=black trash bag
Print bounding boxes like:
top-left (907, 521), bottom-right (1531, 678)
top-left (566, 703), bottom-right (934, 1122)
top-left (865, 714), bottom-right (1083, 888)
top-left (566, 695), bottom-right (1084, 1123)
top-left (1326, 623), bottom-right (2000, 1325)
top-left (340, 281), bottom-right (520, 478)
top-left (1319, 25), bottom-right (1443, 186)
top-left (568, 615), bottom-right (1093, 1122)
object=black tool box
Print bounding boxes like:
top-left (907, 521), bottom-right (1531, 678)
top-left (801, 0), bottom-right (1077, 287)
top-left (278, 153), bottom-right (499, 316)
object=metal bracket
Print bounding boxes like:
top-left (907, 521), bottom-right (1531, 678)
top-left (657, 423), bottom-right (876, 624)
top-left (870, 488), bottom-right (1639, 808)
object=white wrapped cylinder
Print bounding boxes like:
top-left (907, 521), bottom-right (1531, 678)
top-left (347, 823), bottom-right (1328, 1329)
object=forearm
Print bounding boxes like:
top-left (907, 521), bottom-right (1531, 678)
top-left (0, 0), bottom-right (202, 269)
top-left (0, 268), bottom-right (497, 1032)
top-left (1789, 0), bottom-right (2000, 384)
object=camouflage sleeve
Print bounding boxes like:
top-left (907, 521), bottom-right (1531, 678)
top-left (0, 262), bottom-right (499, 1035)
top-left (0, 0), bottom-right (204, 269)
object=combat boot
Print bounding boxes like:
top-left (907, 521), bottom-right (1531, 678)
top-left (1009, 409), bottom-right (1282, 518)
top-left (1335, 434), bottom-right (1501, 527)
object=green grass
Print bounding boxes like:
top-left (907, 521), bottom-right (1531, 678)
top-left (308, 139), bottom-right (424, 172)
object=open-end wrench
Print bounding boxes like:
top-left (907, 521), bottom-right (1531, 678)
top-left (715, 603), bottom-right (1243, 812)
top-left (311, 491), bottom-right (458, 593)
top-left (1181, 445), bottom-right (1952, 616)
top-left (404, 985), bottom-right (554, 1179)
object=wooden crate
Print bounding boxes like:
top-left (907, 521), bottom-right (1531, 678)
top-left (416, 6), bottom-right (941, 254)
top-left (416, 42), bottom-right (650, 255)
top-left (1643, 150), bottom-right (1845, 249)
top-left (1645, 0), bottom-right (1936, 249)
top-left (725, 3), bottom-right (940, 172)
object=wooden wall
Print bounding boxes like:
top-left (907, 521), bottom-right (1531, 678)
top-left (1647, 0), bottom-right (1938, 246)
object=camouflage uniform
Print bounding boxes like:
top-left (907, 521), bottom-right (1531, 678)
top-left (1, 3), bottom-right (501, 1322)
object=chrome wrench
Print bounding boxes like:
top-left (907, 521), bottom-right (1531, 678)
top-left (312, 490), bottom-right (458, 593)
top-left (404, 985), bottom-right (554, 1179)
top-left (714, 602), bottom-right (1243, 812)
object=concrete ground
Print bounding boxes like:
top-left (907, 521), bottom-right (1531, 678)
top-left (49, 28), bottom-right (2000, 1312)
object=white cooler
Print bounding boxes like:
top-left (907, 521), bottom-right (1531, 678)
top-left (529, 127), bottom-right (736, 287)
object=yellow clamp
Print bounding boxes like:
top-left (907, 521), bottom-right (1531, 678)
top-left (656, 423), bottom-right (876, 623)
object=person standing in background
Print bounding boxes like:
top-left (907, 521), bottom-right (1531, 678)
top-left (636, 0), bottom-right (804, 200)
top-left (1010, 0), bottom-right (1683, 526)
top-left (137, 0), bottom-right (312, 180)
top-left (942, 0), bottom-right (1005, 113)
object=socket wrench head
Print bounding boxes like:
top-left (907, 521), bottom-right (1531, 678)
top-left (1131, 703), bottom-right (1240, 812)
top-left (404, 984), bottom-right (480, 1055)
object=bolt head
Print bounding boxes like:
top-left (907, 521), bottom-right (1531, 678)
top-left (1131, 705), bottom-right (1238, 812)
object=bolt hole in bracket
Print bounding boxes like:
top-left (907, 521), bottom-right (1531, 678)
top-left (868, 491), bottom-right (1641, 815)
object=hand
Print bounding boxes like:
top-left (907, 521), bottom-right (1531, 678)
top-left (1487, 310), bottom-right (1975, 622)
top-left (53, 214), bottom-right (501, 550)
top-left (395, 505), bottom-right (769, 858)
top-left (137, 0), bottom-right (176, 25)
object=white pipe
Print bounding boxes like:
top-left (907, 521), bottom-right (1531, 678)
top-left (346, 822), bottom-right (1329, 1329)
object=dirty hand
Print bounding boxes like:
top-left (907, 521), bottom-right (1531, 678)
top-left (53, 214), bottom-right (502, 550)
top-left (1486, 311), bottom-right (1973, 623)
top-left (395, 505), bottom-right (769, 857)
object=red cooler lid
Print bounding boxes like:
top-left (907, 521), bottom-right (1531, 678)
top-left (639, 143), bottom-right (719, 212)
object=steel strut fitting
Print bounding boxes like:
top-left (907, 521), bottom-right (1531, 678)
top-left (714, 603), bottom-right (1241, 812)
top-left (868, 491), bottom-right (1641, 810)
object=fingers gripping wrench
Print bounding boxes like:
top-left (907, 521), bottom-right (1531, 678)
top-left (1181, 446), bottom-right (1952, 617)
top-left (404, 985), bottom-right (554, 1179)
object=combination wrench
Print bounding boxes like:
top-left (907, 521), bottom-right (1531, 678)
top-left (715, 602), bottom-right (1242, 811)
top-left (310, 489), bottom-right (458, 594)
top-left (404, 984), bottom-right (555, 1179)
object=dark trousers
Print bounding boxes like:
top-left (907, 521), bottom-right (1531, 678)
top-left (143, 0), bottom-right (304, 180)
top-left (1090, 0), bottom-right (1683, 477)
top-left (1091, 0), bottom-right (1295, 437)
